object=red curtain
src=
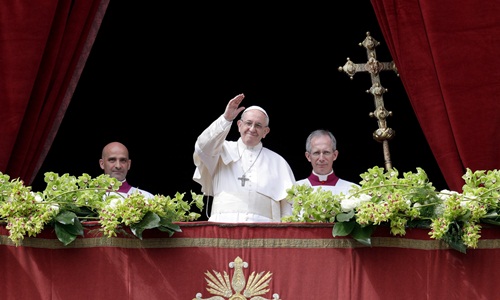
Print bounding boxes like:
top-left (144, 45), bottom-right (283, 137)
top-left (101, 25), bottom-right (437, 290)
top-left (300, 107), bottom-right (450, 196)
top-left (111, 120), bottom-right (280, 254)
top-left (0, 0), bottom-right (109, 185)
top-left (370, 0), bottom-right (500, 191)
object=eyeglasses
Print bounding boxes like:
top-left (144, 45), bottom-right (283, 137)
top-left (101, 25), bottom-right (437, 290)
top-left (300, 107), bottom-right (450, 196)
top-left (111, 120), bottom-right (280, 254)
top-left (241, 119), bottom-right (267, 130)
top-left (309, 150), bottom-right (335, 158)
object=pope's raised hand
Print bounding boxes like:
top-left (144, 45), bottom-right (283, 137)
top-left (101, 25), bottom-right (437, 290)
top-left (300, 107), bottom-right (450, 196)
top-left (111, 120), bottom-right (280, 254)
top-left (224, 93), bottom-right (246, 122)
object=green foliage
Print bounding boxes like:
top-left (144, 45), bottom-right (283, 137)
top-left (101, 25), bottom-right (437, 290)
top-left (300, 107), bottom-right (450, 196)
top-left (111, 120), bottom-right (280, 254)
top-left (285, 166), bottom-right (500, 253)
top-left (0, 172), bottom-right (204, 246)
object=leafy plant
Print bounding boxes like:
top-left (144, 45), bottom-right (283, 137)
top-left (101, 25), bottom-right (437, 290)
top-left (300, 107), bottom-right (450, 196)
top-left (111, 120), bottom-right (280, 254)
top-left (284, 166), bottom-right (500, 253)
top-left (0, 172), bottom-right (204, 246)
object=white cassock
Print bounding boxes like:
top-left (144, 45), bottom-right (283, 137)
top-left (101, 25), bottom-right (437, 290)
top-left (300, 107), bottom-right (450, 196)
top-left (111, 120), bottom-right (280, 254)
top-left (193, 115), bottom-right (296, 222)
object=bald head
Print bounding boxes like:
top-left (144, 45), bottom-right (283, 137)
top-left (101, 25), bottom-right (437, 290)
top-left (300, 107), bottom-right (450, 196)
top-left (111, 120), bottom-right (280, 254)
top-left (101, 142), bottom-right (128, 158)
top-left (99, 142), bottom-right (131, 181)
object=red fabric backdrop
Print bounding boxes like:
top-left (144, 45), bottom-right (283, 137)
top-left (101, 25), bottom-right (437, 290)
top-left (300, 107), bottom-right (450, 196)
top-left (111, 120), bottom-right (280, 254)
top-left (0, 0), bottom-right (109, 184)
top-left (2, 222), bottom-right (500, 299)
top-left (371, 0), bottom-right (500, 191)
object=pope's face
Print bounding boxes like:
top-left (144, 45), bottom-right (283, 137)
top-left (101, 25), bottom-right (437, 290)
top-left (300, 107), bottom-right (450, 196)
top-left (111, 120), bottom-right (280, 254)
top-left (237, 109), bottom-right (270, 147)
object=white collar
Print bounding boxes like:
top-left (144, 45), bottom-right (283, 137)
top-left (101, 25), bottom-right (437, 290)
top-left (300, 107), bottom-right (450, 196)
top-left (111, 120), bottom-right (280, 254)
top-left (312, 170), bottom-right (333, 181)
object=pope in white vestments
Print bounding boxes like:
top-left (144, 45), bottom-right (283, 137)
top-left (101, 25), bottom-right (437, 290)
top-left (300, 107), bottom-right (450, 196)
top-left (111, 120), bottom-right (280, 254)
top-left (193, 93), bottom-right (295, 222)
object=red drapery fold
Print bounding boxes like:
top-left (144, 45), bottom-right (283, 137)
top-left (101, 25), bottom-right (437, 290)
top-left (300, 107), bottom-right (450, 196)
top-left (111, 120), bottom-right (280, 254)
top-left (370, 0), bottom-right (500, 191)
top-left (0, 0), bottom-right (109, 185)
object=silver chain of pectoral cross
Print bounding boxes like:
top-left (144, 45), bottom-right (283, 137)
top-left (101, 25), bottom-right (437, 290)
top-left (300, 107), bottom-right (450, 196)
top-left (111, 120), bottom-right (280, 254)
top-left (237, 146), bottom-right (263, 187)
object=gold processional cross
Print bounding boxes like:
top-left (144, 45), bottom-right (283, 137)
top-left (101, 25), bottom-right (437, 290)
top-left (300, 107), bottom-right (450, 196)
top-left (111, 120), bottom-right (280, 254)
top-left (338, 32), bottom-right (399, 171)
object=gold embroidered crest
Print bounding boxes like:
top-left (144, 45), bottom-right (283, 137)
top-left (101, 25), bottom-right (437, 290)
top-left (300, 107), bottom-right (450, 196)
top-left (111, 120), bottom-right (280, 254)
top-left (193, 256), bottom-right (281, 300)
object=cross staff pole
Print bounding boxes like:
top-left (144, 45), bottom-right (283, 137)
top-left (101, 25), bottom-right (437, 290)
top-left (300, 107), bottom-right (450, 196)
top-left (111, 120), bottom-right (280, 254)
top-left (338, 32), bottom-right (399, 171)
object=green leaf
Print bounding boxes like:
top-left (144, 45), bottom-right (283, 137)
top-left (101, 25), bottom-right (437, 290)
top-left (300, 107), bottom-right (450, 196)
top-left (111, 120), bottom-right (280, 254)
top-left (55, 210), bottom-right (78, 225)
top-left (351, 224), bottom-right (374, 246)
top-left (157, 227), bottom-right (176, 237)
top-left (442, 222), bottom-right (467, 254)
top-left (74, 206), bottom-right (98, 218)
top-left (481, 218), bottom-right (500, 226)
top-left (54, 221), bottom-right (84, 246)
top-left (158, 220), bottom-right (182, 237)
top-left (336, 210), bottom-right (355, 222)
top-left (480, 211), bottom-right (500, 226)
top-left (130, 211), bottom-right (161, 240)
top-left (444, 238), bottom-right (467, 254)
top-left (483, 211), bottom-right (499, 218)
top-left (333, 220), bottom-right (355, 237)
top-left (457, 210), bottom-right (471, 222)
top-left (406, 219), bottom-right (432, 229)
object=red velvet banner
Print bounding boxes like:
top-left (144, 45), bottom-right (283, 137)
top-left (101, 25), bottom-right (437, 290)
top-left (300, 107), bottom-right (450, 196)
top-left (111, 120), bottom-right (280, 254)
top-left (1, 222), bottom-right (499, 299)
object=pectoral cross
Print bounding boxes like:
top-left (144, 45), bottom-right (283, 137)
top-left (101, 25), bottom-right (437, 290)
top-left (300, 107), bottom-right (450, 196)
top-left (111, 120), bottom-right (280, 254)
top-left (338, 31), bottom-right (399, 171)
top-left (238, 174), bottom-right (250, 186)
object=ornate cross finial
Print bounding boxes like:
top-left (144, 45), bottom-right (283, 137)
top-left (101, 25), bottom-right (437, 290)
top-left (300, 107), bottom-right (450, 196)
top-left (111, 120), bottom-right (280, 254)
top-left (338, 31), bottom-right (399, 170)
